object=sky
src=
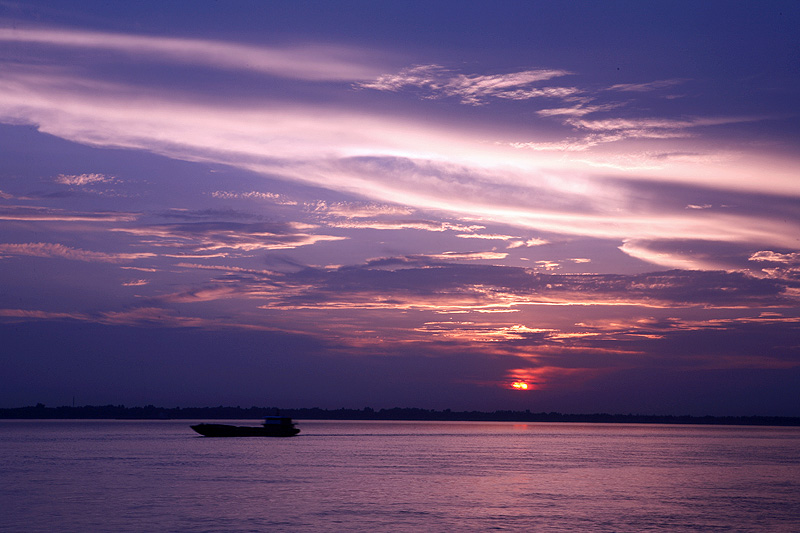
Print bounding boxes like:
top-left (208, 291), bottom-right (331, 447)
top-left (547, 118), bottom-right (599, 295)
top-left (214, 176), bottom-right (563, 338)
top-left (1, 1), bottom-right (799, 415)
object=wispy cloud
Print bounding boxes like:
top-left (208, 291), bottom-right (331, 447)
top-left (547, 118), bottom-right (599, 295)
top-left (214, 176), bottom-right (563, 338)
top-left (618, 238), bottom-right (800, 273)
top-left (310, 201), bottom-right (415, 218)
top-left (325, 219), bottom-right (479, 232)
top-left (455, 233), bottom-right (518, 241)
top-left (113, 221), bottom-right (345, 254)
top-left (357, 64), bottom-right (574, 104)
top-left (421, 251), bottom-right (509, 261)
top-left (509, 138), bottom-right (603, 152)
top-left (2, 59), bottom-right (796, 254)
top-left (211, 190), bottom-right (298, 205)
top-left (509, 114), bottom-right (764, 156)
top-left (0, 306), bottom-right (280, 331)
top-left (566, 115), bottom-right (762, 133)
top-left (536, 103), bottom-right (623, 117)
top-left (174, 263), bottom-right (277, 276)
top-left (54, 173), bottom-right (116, 186)
top-left (750, 251), bottom-right (800, 264)
top-left (0, 27), bottom-right (383, 81)
top-left (2, 28), bottom-right (799, 274)
top-left (607, 79), bottom-right (687, 92)
top-left (0, 205), bottom-right (137, 222)
top-left (416, 321), bottom-right (553, 342)
top-left (494, 86), bottom-right (580, 101)
top-left (0, 308), bottom-right (88, 321)
top-left (513, 115), bottom-right (767, 155)
top-left (749, 250), bottom-right (800, 281)
top-left (156, 258), bottom-right (800, 315)
top-left (507, 238), bottom-right (549, 248)
top-left (0, 242), bottom-right (155, 262)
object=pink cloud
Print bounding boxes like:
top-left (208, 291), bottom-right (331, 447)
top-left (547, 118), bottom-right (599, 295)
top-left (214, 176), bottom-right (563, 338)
top-left (0, 27), bottom-right (383, 81)
top-left (0, 242), bottom-right (155, 263)
top-left (749, 251), bottom-right (800, 264)
top-left (358, 64), bottom-right (573, 104)
top-left (55, 173), bottom-right (115, 186)
top-left (2, 36), bottom-right (799, 259)
top-left (607, 79), bottom-right (687, 92)
top-left (0, 206), bottom-right (137, 222)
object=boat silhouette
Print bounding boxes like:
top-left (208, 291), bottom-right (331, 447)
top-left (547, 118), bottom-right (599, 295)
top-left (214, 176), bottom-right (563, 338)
top-left (191, 416), bottom-right (300, 437)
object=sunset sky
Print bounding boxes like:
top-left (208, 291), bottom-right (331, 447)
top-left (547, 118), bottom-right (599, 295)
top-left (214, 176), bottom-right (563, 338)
top-left (2, 1), bottom-right (799, 415)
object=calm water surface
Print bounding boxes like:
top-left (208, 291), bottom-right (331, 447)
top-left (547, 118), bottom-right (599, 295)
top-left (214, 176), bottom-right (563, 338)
top-left (1, 420), bottom-right (799, 532)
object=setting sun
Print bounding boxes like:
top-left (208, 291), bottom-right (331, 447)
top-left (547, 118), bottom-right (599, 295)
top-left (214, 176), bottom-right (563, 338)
top-left (511, 381), bottom-right (529, 390)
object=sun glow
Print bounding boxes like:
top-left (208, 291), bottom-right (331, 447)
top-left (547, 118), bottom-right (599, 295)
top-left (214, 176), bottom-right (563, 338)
top-left (511, 381), bottom-right (529, 390)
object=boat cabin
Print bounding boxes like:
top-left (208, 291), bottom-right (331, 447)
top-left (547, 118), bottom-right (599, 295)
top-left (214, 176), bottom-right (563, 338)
top-left (263, 416), bottom-right (294, 426)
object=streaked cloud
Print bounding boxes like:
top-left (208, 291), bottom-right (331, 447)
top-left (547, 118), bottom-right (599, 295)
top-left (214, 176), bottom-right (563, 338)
top-left (494, 86), bottom-right (581, 101)
top-left (120, 266), bottom-right (159, 273)
top-left (325, 220), bottom-right (477, 232)
top-left (0, 27), bottom-right (383, 81)
top-left (0, 308), bottom-right (88, 321)
top-left (509, 134), bottom-right (622, 152)
top-left (1, 4), bottom-right (798, 415)
top-left (112, 221), bottom-right (345, 253)
top-left (518, 115), bottom-right (770, 156)
top-left (536, 103), bottom-right (623, 117)
top-left (174, 263), bottom-right (277, 276)
top-left (211, 190), bottom-right (298, 205)
top-left (606, 79), bottom-right (687, 92)
top-left (310, 201), bottom-right (415, 218)
top-left (750, 251), bottom-right (800, 264)
top-left (422, 251), bottom-right (509, 261)
top-left (157, 259), bottom-right (800, 316)
top-left (0, 205), bottom-right (137, 222)
top-left (749, 250), bottom-right (800, 281)
top-left (566, 115), bottom-right (763, 133)
top-left (122, 279), bottom-right (149, 287)
top-left (416, 321), bottom-right (553, 342)
top-left (507, 238), bottom-right (549, 248)
top-left (2, 46), bottom-right (798, 261)
top-left (455, 233), bottom-right (517, 241)
top-left (357, 64), bottom-right (573, 104)
top-left (54, 173), bottom-right (116, 186)
top-left (0, 306), bottom-right (278, 331)
top-left (0, 242), bottom-right (155, 262)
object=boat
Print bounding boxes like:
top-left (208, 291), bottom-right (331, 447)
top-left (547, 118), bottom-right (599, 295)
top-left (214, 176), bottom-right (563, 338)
top-left (191, 416), bottom-right (300, 437)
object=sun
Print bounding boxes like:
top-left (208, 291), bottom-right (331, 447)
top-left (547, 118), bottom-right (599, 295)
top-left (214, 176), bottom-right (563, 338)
top-left (511, 381), bottom-right (529, 390)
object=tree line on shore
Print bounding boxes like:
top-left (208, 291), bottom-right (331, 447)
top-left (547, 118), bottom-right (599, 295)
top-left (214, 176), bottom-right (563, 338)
top-left (2, 403), bottom-right (799, 426)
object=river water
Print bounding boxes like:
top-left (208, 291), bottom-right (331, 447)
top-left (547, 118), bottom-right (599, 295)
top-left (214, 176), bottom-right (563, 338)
top-left (1, 420), bottom-right (799, 532)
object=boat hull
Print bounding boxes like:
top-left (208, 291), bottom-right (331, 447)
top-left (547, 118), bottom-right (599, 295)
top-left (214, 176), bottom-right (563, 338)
top-left (191, 423), bottom-right (300, 437)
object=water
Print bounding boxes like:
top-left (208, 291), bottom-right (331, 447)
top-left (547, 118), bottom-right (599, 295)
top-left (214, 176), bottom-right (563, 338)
top-left (1, 420), bottom-right (799, 532)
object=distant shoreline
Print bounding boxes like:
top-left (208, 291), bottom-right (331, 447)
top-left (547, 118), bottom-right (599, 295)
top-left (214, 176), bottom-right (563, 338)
top-left (2, 404), bottom-right (799, 426)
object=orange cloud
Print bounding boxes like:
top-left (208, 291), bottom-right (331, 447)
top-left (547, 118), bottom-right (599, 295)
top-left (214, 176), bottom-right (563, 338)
top-left (505, 366), bottom-right (608, 390)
